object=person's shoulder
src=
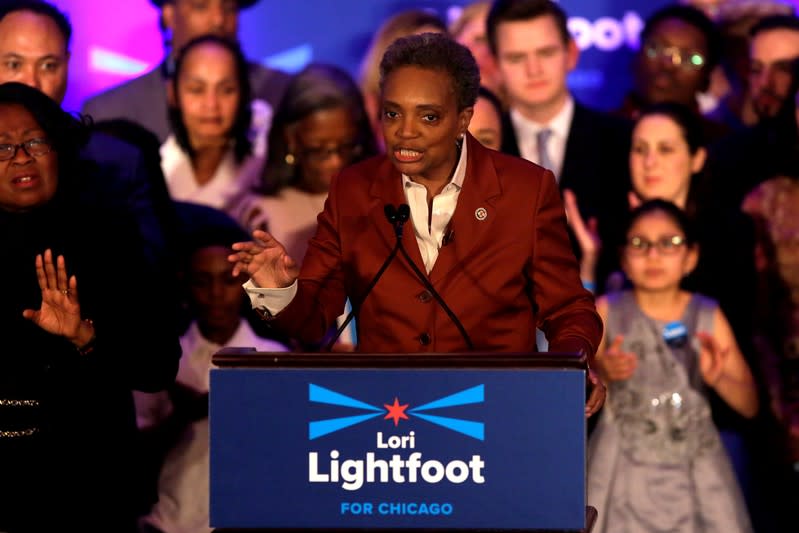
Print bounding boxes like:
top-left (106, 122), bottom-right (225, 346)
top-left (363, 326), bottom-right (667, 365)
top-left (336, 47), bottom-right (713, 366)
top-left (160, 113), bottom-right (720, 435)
top-left (81, 131), bottom-right (143, 166)
top-left (336, 153), bottom-right (390, 184)
top-left (81, 67), bottom-right (162, 113)
top-left (691, 291), bottom-right (719, 311)
top-left (248, 62), bottom-right (292, 84)
top-left (573, 101), bottom-right (633, 135)
top-left (248, 63), bottom-right (292, 104)
top-left (477, 140), bottom-right (549, 181)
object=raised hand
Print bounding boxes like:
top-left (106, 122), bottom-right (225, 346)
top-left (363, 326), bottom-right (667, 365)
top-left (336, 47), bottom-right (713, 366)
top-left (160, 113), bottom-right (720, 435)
top-left (595, 335), bottom-right (638, 382)
top-left (697, 331), bottom-right (728, 387)
top-left (22, 249), bottom-right (83, 342)
top-left (563, 190), bottom-right (601, 256)
top-left (228, 229), bottom-right (299, 288)
top-left (585, 368), bottom-right (606, 418)
top-left (628, 191), bottom-right (642, 210)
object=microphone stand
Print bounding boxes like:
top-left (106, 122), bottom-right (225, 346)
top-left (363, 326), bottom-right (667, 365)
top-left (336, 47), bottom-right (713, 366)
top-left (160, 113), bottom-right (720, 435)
top-left (392, 205), bottom-right (474, 350)
top-left (325, 204), bottom-right (474, 352)
top-left (324, 205), bottom-right (405, 351)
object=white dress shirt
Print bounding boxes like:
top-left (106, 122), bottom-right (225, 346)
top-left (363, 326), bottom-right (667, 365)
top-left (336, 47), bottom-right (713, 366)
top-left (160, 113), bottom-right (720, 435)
top-left (509, 96), bottom-right (574, 180)
top-left (243, 139), bottom-right (469, 314)
top-left (141, 320), bottom-right (288, 533)
top-left (160, 99), bottom-right (272, 213)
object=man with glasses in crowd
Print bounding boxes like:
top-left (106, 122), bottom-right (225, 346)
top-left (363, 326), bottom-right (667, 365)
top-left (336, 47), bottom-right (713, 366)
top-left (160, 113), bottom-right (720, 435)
top-left (619, 3), bottom-right (729, 142)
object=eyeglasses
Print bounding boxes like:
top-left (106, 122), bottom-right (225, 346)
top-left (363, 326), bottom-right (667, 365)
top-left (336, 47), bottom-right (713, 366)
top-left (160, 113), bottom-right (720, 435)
top-left (626, 235), bottom-right (687, 255)
top-left (299, 141), bottom-right (362, 163)
top-left (0, 138), bottom-right (53, 161)
top-left (644, 42), bottom-right (706, 71)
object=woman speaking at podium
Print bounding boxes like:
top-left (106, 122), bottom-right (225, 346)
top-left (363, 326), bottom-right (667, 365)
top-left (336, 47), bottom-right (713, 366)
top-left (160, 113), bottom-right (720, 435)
top-left (229, 32), bottom-right (605, 416)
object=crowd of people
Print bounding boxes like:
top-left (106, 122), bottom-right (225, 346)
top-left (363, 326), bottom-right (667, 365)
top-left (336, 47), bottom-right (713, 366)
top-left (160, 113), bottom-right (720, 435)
top-left (0, 0), bottom-right (797, 531)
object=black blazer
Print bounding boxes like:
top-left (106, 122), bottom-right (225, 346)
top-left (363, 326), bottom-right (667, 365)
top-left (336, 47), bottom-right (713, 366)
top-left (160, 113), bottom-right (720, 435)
top-left (501, 101), bottom-right (633, 291)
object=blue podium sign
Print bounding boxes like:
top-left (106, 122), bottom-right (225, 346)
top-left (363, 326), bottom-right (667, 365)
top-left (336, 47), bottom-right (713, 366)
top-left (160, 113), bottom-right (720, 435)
top-left (209, 352), bottom-right (587, 531)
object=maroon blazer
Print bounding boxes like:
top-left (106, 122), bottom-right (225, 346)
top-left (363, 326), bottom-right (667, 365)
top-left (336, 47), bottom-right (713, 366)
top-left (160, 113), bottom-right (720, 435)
top-left (273, 134), bottom-right (602, 356)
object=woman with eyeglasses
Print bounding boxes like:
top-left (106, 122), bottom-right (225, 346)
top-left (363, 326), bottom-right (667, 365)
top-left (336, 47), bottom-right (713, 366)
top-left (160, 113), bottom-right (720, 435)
top-left (586, 199), bottom-right (757, 533)
top-left (0, 82), bottom-right (180, 531)
top-left (161, 34), bottom-right (267, 218)
top-left (237, 63), bottom-right (377, 265)
top-left (566, 102), bottom-right (747, 304)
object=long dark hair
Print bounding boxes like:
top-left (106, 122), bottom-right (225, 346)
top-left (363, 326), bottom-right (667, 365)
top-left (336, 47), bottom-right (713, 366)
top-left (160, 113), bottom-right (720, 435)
top-left (0, 82), bottom-right (90, 180)
top-left (168, 35), bottom-right (252, 163)
top-left (260, 63), bottom-right (376, 194)
top-left (635, 101), bottom-right (707, 221)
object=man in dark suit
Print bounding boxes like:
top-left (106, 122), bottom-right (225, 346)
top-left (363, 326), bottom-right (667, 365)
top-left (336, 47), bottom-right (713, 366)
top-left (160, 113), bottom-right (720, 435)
top-left (486, 0), bottom-right (632, 294)
top-left (82, 0), bottom-right (290, 142)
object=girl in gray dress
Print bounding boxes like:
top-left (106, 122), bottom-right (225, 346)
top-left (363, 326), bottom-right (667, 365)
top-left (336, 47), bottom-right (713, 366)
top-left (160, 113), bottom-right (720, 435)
top-left (587, 200), bottom-right (758, 533)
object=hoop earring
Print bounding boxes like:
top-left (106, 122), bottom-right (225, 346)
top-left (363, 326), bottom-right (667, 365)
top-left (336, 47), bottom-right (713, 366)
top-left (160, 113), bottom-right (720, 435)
top-left (285, 153), bottom-right (296, 165)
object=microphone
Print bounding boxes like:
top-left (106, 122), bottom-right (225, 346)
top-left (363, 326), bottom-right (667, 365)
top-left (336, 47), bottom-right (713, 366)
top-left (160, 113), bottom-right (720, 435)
top-left (388, 204), bottom-right (473, 350)
top-left (326, 203), bottom-right (473, 351)
top-left (442, 228), bottom-right (455, 246)
top-left (324, 204), bottom-right (406, 350)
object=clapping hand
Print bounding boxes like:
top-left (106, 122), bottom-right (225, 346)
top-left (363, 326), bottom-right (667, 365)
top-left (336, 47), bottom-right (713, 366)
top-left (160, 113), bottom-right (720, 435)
top-left (596, 335), bottom-right (638, 382)
top-left (228, 229), bottom-right (299, 288)
top-left (697, 331), bottom-right (728, 387)
top-left (563, 190), bottom-right (601, 282)
top-left (585, 368), bottom-right (606, 418)
top-left (22, 249), bottom-right (83, 343)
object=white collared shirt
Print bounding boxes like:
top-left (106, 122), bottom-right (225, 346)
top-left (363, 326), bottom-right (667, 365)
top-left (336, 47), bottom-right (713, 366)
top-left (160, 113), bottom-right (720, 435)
top-left (509, 96), bottom-right (574, 180)
top-left (402, 138), bottom-right (467, 273)
top-left (243, 140), bottom-right (469, 313)
top-left (140, 319), bottom-right (288, 533)
top-left (160, 99), bottom-right (272, 213)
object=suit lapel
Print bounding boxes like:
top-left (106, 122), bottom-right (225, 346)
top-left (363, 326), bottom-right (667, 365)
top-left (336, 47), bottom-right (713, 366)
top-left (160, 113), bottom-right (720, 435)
top-left (429, 136), bottom-right (501, 285)
top-left (559, 103), bottom-right (588, 194)
top-left (500, 112), bottom-right (521, 157)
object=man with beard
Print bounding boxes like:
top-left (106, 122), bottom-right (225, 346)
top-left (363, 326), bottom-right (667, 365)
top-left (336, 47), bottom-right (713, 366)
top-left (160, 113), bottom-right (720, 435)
top-left (748, 14), bottom-right (799, 123)
top-left (706, 14), bottom-right (799, 211)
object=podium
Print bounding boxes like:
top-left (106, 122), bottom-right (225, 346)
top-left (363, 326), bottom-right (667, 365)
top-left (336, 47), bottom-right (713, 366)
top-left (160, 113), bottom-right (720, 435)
top-left (209, 349), bottom-right (596, 532)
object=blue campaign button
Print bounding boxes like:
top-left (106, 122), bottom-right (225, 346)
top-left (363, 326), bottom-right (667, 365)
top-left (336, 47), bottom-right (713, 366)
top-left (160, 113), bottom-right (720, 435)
top-left (663, 321), bottom-right (688, 348)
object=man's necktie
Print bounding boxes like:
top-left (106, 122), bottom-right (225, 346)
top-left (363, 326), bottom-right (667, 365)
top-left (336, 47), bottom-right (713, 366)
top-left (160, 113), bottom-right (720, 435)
top-left (537, 128), bottom-right (554, 176)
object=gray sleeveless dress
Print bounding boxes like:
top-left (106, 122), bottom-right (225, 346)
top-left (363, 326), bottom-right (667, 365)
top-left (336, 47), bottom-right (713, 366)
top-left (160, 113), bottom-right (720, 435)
top-left (587, 291), bottom-right (753, 533)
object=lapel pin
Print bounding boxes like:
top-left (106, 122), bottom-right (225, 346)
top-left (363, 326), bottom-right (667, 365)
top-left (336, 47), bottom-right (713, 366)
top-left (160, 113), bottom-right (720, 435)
top-left (475, 207), bottom-right (487, 221)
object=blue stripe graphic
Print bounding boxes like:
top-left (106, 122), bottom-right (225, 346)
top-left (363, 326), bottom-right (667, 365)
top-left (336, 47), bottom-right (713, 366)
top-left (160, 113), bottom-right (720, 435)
top-left (309, 384), bottom-right (382, 411)
top-left (411, 413), bottom-right (485, 441)
top-left (310, 413), bottom-right (384, 440)
top-left (411, 385), bottom-right (484, 411)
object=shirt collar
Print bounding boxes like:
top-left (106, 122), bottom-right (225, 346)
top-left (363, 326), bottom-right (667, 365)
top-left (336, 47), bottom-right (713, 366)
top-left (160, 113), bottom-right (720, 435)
top-left (401, 136), bottom-right (468, 190)
top-left (510, 95), bottom-right (575, 140)
top-left (181, 320), bottom-right (262, 356)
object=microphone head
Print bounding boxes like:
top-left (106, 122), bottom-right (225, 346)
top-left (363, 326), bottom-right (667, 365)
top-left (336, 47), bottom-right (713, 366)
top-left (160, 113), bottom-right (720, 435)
top-left (384, 204), bottom-right (397, 223)
top-left (397, 204), bottom-right (410, 222)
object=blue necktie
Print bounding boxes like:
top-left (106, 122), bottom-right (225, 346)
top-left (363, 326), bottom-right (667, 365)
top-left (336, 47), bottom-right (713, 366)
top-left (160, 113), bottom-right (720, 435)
top-left (535, 129), bottom-right (554, 351)
top-left (537, 128), bottom-right (555, 177)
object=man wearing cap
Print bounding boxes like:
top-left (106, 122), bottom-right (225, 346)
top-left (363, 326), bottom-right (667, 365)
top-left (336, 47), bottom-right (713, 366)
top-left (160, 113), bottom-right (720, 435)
top-left (82, 0), bottom-right (290, 142)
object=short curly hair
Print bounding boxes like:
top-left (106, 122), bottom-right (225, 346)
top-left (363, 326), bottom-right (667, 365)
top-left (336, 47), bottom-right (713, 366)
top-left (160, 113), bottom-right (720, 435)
top-left (379, 32), bottom-right (480, 111)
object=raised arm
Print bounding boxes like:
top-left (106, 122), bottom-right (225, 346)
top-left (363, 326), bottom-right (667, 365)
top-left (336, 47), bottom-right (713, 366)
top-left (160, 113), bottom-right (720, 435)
top-left (697, 308), bottom-right (759, 418)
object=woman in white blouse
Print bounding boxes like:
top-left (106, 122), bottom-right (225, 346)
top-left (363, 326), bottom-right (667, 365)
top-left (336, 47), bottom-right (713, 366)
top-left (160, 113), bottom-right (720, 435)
top-left (161, 34), bottom-right (270, 217)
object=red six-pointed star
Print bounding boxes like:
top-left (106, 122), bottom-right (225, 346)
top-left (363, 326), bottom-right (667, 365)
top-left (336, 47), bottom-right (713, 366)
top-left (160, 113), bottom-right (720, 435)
top-left (384, 397), bottom-right (409, 426)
